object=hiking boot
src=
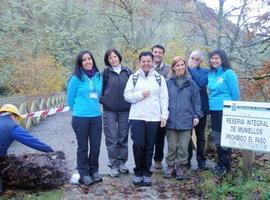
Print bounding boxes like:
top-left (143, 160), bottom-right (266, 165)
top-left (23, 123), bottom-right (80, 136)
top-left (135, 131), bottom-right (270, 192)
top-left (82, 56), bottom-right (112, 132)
top-left (175, 165), bottom-right (188, 180)
top-left (81, 175), bottom-right (94, 186)
top-left (92, 172), bottom-right (102, 182)
top-left (119, 164), bottom-right (129, 174)
top-left (132, 176), bottom-right (143, 186)
top-left (154, 161), bottom-right (162, 169)
top-left (185, 161), bottom-right (191, 169)
top-left (110, 167), bottom-right (120, 177)
top-left (164, 165), bottom-right (175, 178)
top-left (212, 165), bottom-right (227, 176)
top-left (198, 162), bottom-right (208, 171)
top-left (142, 176), bottom-right (152, 186)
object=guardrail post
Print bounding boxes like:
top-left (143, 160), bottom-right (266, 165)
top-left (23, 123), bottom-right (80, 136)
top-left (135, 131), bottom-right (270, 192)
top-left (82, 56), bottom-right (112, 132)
top-left (0, 93), bottom-right (67, 129)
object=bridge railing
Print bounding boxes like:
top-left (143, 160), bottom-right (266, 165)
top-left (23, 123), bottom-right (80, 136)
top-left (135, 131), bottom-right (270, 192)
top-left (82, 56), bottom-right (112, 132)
top-left (0, 92), bottom-right (67, 129)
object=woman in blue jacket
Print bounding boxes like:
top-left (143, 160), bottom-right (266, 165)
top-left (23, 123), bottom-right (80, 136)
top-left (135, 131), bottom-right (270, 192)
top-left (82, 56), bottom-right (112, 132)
top-left (208, 49), bottom-right (240, 176)
top-left (165, 57), bottom-right (201, 180)
top-left (67, 50), bottom-right (103, 186)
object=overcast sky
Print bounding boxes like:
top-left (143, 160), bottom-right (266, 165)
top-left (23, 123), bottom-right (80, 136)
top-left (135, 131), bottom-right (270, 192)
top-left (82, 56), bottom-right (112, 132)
top-left (200, 0), bottom-right (270, 23)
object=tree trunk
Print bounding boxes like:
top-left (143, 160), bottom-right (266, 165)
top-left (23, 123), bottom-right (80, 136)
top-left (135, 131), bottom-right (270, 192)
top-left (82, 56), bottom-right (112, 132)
top-left (241, 150), bottom-right (253, 179)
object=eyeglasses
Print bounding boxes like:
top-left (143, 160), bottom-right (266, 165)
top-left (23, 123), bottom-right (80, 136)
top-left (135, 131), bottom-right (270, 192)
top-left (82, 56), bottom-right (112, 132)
top-left (191, 57), bottom-right (200, 62)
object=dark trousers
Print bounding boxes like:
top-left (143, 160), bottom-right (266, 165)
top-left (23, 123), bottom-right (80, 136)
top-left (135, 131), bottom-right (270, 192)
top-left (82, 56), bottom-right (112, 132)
top-left (0, 176), bottom-right (2, 193)
top-left (188, 115), bottom-right (207, 166)
top-left (130, 120), bottom-right (160, 177)
top-left (72, 116), bottom-right (102, 176)
top-left (153, 127), bottom-right (166, 162)
top-left (210, 111), bottom-right (232, 170)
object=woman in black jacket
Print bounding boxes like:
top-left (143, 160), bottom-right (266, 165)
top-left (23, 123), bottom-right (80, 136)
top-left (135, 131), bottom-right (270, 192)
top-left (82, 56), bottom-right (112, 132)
top-left (101, 48), bottom-right (132, 177)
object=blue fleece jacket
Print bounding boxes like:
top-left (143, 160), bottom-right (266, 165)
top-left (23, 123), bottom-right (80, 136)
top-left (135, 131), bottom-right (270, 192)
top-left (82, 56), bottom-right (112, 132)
top-left (188, 66), bottom-right (209, 114)
top-left (208, 67), bottom-right (240, 111)
top-left (67, 72), bottom-right (103, 117)
top-left (0, 115), bottom-right (53, 156)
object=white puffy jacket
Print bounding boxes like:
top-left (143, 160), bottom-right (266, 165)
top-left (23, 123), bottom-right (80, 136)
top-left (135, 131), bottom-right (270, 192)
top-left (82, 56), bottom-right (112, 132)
top-left (124, 68), bottom-right (169, 122)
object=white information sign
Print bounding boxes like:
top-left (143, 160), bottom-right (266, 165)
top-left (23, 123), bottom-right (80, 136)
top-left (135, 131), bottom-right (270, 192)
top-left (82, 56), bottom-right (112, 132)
top-left (221, 101), bottom-right (270, 152)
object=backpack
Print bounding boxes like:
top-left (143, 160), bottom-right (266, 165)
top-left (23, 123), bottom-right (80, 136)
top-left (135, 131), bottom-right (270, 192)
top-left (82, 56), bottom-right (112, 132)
top-left (132, 73), bottom-right (161, 87)
top-left (102, 67), bottom-right (132, 95)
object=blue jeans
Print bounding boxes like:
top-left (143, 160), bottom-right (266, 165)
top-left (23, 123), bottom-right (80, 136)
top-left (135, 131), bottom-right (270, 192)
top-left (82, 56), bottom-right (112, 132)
top-left (72, 116), bottom-right (102, 176)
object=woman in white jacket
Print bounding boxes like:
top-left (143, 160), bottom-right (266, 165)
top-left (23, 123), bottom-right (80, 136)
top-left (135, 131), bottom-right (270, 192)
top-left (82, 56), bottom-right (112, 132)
top-left (124, 51), bottom-right (169, 186)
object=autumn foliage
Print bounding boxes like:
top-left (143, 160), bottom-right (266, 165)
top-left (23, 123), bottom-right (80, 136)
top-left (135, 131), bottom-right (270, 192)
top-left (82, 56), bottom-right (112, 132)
top-left (240, 61), bottom-right (270, 101)
top-left (6, 55), bottom-right (68, 96)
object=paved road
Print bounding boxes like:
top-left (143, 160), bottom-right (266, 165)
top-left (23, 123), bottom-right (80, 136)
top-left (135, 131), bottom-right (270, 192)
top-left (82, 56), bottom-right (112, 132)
top-left (8, 111), bottom-right (204, 175)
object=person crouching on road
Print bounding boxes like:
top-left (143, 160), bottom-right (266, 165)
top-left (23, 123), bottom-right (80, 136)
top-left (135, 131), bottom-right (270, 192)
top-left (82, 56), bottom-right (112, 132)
top-left (124, 51), bottom-right (169, 186)
top-left (0, 104), bottom-right (54, 193)
top-left (164, 57), bottom-right (202, 180)
top-left (0, 104), bottom-right (54, 156)
top-left (67, 50), bottom-right (103, 186)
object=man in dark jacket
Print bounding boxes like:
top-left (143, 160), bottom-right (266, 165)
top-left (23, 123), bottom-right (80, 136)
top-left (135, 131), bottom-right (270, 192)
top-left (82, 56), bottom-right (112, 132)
top-left (187, 50), bottom-right (209, 170)
top-left (151, 45), bottom-right (170, 169)
top-left (0, 104), bottom-right (54, 192)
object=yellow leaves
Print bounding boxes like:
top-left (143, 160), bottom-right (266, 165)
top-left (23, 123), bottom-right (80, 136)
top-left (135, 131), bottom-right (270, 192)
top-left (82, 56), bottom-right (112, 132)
top-left (7, 54), bottom-right (68, 96)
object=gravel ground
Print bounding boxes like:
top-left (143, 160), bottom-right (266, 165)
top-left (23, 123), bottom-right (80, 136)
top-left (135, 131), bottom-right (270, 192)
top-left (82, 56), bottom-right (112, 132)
top-left (8, 111), bottom-right (135, 175)
top-left (8, 111), bottom-right (215, 199)
top-left (9, 111), bottom-right (207, 174)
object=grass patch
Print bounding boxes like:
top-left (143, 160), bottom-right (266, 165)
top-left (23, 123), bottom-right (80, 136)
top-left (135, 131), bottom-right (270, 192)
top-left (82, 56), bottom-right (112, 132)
top-left (0, 189), bottom-right (63, 200)
top-left (198, 162), bottom-right (270, 200)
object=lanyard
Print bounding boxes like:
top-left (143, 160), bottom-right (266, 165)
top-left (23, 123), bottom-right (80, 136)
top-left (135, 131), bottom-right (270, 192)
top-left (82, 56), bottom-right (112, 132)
top-left (84, 74), bottom-right (97, 92)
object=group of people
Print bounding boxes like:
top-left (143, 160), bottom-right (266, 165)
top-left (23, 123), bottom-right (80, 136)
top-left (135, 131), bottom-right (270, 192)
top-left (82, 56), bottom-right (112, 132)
top-left (0, 44), bottom-right (240, 190)
top-left (67, 45), bottom-right (240, 187)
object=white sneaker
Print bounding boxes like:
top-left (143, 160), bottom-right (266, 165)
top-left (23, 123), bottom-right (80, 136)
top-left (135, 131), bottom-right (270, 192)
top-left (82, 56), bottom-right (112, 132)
top-left (110, 167), bottom-right (119, 177)
top-left (70, 173), bottom-right (80, 185)
top-left (119, 164), bottom-right (129, 173)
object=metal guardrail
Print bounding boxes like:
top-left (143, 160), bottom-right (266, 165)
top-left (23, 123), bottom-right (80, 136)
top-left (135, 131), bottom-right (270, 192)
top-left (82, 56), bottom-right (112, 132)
top-left (0, 92), bottom-right (67, 129)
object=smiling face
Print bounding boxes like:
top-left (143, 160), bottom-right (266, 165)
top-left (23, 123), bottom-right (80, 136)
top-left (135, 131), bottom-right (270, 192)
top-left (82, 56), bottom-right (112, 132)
top-left (152, 47), bottom-right (164, 64)
top-left (210, 54), bottom-right (222, 68)
top-left (173, 59), bottom-right (186, 76)
top-left (81, 53), bottom-right (93, 70)
top-left (108, 52), bottom-right (120, 67)
top-left (140, 55), bottom-right (153, 73)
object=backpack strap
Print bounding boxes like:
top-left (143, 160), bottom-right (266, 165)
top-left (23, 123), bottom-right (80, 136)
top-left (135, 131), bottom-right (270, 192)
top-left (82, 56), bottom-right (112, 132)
top-left (155, 73), bottom-right (161, 87)
top-left (132, 73), bottom-right (139, 87)
top-left (132, 72), bottom-right (161, 87)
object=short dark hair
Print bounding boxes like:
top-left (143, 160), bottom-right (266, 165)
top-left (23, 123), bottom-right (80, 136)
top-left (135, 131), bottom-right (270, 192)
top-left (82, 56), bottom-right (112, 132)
top-left (74, 50), bottom-right (98, 80)
top-left (151, 44), bottom-right (165, 54)
top-left (209, 49), bottom-right (231, 71)
top-left (139, 51), bottom-right (153, 60)
top-left (104, 48), bottom-right (122, 67)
